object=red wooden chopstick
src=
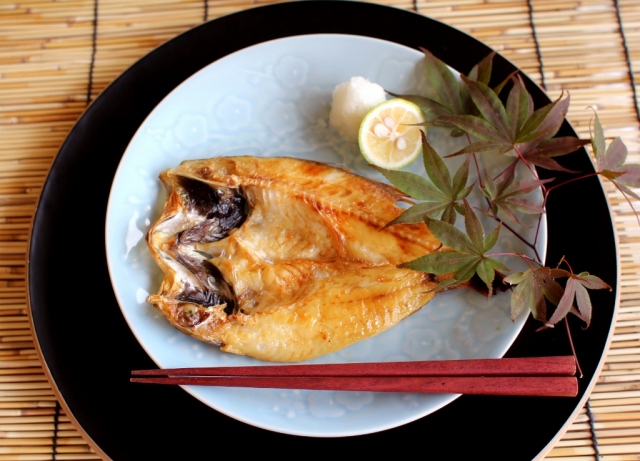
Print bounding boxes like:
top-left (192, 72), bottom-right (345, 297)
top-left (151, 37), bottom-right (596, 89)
top-left (132, 356), bottom-right (575, 377)
top-left (130, 356), bottom-right (578, 397)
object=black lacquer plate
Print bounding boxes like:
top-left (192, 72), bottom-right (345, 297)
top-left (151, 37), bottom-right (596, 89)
top-left (27, 1), bottom-right (618, 459)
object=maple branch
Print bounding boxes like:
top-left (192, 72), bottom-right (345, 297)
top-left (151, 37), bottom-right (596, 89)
top-left (380, 48), bottom-right (627, 374)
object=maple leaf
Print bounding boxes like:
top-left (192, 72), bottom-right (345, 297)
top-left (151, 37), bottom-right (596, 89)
top-left (390, 49), bottom-right (514, 136)
top-left (505, 266), bottom-right (610, 329)
top-left (591, 113), bottom-right (640, 204)
top-left (518, 136), bottom-right (590, 173)
top-left (442, 76), bottom-right (586, 170)
top-left (399, 200), bottom-right (508, 294)
top-left (513, 81), bottom-right (589, 172)
top-left (374, 133), bottom-right (473, 226)
top-left (504, 267), bottom-right (567, 322)
top-left (441, 76), bottom-right (556, 154)
top-left (481, 162), bottom-right (552, 225)
top-left (542, 272), bottom-right (611, 330)
top-left (392, 51), bottom-right (587, 170)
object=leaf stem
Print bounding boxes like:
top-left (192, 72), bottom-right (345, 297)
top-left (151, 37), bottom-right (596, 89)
top-left (545, 172), bottom-right (599, 197)
top-left (513, 145), bottom-right (547, 252)
top-left (463, 136), bottom-right (542, 262)
top-left (487, 252), bottom-right (539, 262)
top-left (492, 161), bottom-right (513, 182)
top-left (533, 172), bottom-right (600, 248)
top-left (465, 132), bottom-right (485, 189)
top-left (513, 146), bottom-right (539, 179)
top-left (486, 252), bottom-right (540, 269)
top-left (486, 214), bottom-right (542, 262)
top-left (564, 317), bottom-right (584, 378)
top-left (558, 256), bottom-right (574, 274)
top-left (609, 180), bottom-right (640, 227)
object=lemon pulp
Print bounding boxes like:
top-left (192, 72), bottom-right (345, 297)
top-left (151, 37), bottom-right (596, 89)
top-left (358, 98), bottom-right (426, 170)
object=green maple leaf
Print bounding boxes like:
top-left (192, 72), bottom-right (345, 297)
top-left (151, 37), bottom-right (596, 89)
top-left (481, 162), bottom-right (552, 225)
top-left (515, 82), bottom-right (588, 172)
top-left (395, 51), bottom-right (587, 170)
top-left (441, 76), bottom-right (567, 155)
top-left (443, 76), bottom-right (585, 168)
top-left (390, 49), bottom-right (514, 137)
top-left (374, 132), bottom-right (473, 226)
top-left (399, 200), bottom-right (508, 294)
top-left (591, 113), bottom-right (640, 204)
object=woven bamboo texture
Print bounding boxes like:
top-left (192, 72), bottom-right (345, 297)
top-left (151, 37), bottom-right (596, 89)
top-left (2, 0), bottom-right (639, 459)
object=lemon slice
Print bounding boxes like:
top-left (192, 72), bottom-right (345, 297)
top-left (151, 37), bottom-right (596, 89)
top-left (358, 98), bottom-right (426, 170)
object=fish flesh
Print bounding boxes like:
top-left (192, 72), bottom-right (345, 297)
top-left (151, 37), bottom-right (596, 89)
top-left (146, 156), bottom-right (445, 362)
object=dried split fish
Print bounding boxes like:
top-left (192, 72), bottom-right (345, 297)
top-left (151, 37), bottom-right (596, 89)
top-left (146, 156), bottom-right (448, 362)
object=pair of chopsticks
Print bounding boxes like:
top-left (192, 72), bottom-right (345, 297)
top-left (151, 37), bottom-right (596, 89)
top-left (131, 356), bottom-right (578, 397)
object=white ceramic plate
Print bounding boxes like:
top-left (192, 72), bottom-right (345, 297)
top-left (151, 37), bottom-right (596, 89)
top-left (105, 34), bottom-right (545, 437)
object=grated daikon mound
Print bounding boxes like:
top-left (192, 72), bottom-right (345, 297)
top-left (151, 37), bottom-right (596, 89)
top-left (329, 76), bottom-right (387, 142)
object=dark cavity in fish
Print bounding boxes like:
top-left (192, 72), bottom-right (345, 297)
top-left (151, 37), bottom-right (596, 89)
top-left (177, 176), bottom-right (247, 245)
top-left (175, 253), bottom-right (237, 315)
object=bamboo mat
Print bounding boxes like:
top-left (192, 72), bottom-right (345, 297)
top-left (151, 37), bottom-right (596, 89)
top-left (2, 0), bottom-right (639, 459)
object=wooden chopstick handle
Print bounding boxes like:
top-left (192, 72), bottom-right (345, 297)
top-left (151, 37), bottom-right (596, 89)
top-left (131, 356), bottom-right (576, 378)
top-left (130, 376), bottom-right (578, 397)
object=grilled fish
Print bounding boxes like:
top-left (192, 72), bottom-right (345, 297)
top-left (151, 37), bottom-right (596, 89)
top-left (146, 156), bottom-right (445, 362)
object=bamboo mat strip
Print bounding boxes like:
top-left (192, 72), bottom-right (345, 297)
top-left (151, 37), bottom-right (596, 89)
top-left (1, 0), bottom-right (639, 459)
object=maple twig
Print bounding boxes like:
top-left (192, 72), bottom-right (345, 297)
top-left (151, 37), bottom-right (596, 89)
top-left (545, 172), bottom-right (600, 198)
top-left (487, 252), bottom-right (540, 269)
top-left (486, 214), bottom-right (542, 262)
top-left (513, 146), bottom-right (539, 179)
top-left (465, 132), bottom-right (485, 189)
top-left (555, 256), bottom-right (575, 274)
top-left (463, 138), bottom-right (543, 262)
top-left (492, 159), bottom-right (517, 182)
top-left (532, 172), bottom-right (598, 249)
top-left (385, 49), bottom-right (624, 346)
top-left (507, 146), bottom-right (551, 256)
top-left (610, 180), bottom-right (640, 227)
top-left (564, 317), bottom-right (584, 378)
top-left (532, 165), bottom-right (594, 253)
top-left (533, 206), bottom-right (545, 250)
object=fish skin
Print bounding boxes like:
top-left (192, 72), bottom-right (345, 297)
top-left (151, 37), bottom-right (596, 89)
top-left (146, 156), bottom-right (445, 362)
